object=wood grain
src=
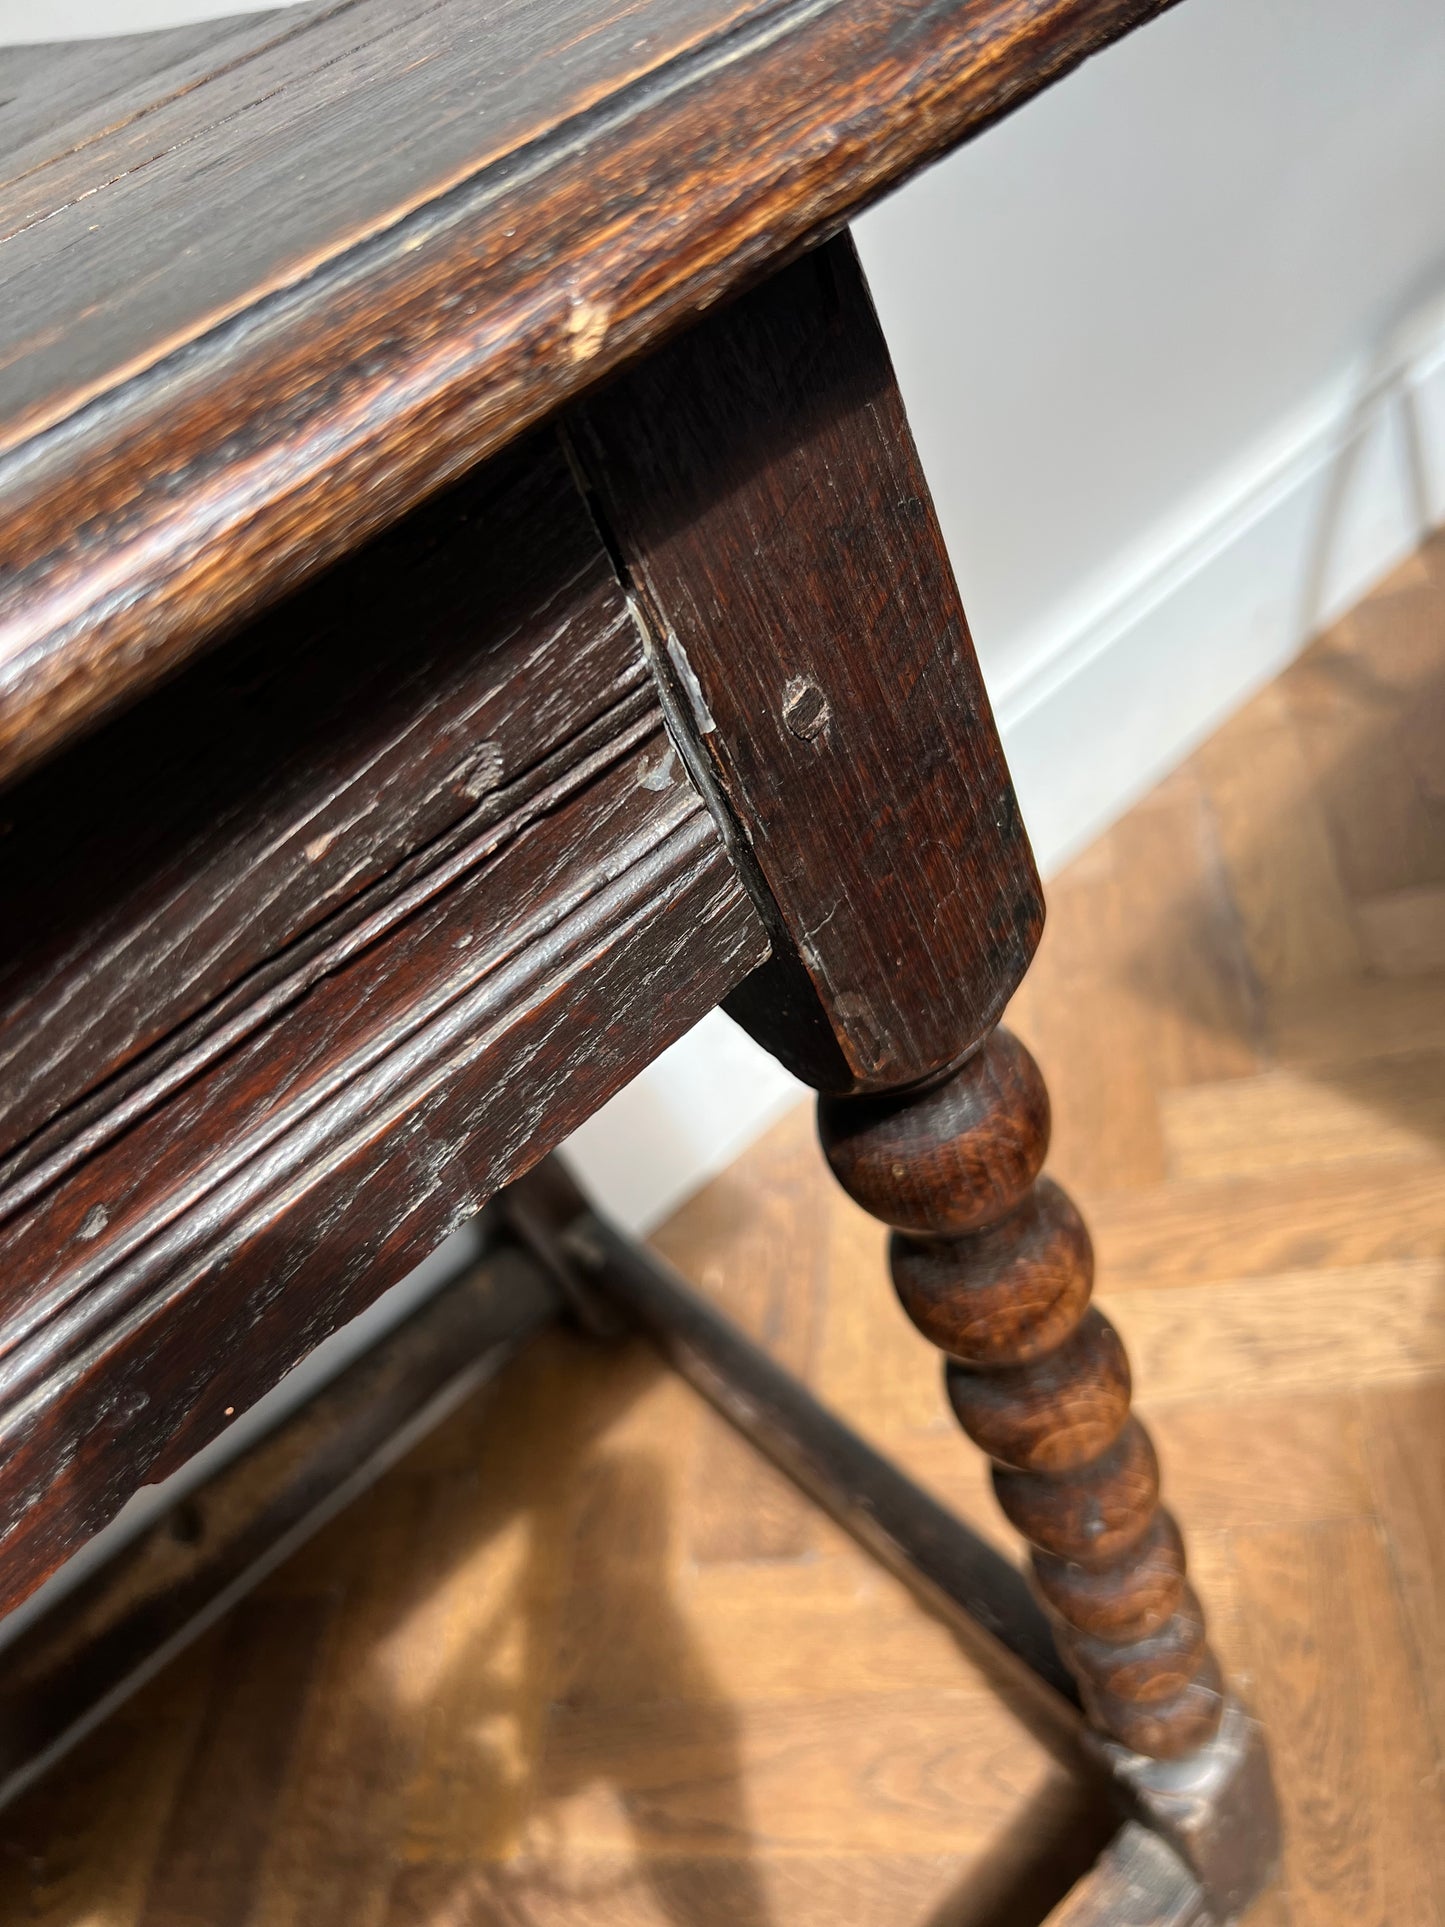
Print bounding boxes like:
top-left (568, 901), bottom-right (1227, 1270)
top-left (1002, 768), bottom-right (1264, 1197)
top-left (1145, 1392), bottom-right (1374, 1533)
top-left (0, 0), bottom-right (776, 433)
top-left (1106, 1262), bottom-right (1445, 1402)
top-left (0, 429), bottom-right (649, 1179)
top-left (650, 1121), bottom-right (827, 1564)
top-left (0, 13), bottom-right (316, 172)
top-left (1159, 1057), bottom-right (1445, 1180)
top-left (379, 1844), bottom-right (1107, 1927)
top-left (238, 1478), bottom-right (435, 1927)
top-left (577, 236), bottom-right (1043, 1091)
top-left (135, 1595), bottom-right (330, 1927)
top-left (0, 0), bottom-right (1181, 786)
top-left (1191, 687), bottom-right (1363, 995)
top-left (823, 1031), bottom-right (1227, 1759)
top-left (1081, 1158), bottom-right (1445, 1293)
top-left (1282, 556), bottom-right (1445, 902)
top-left (0, 736), bottom-right (766, 1614)
top-left (1234, 1520), bottom-right (1444, 1925)
top-left (0, 408), bottom-right (778, 1617)
top-left (0, 1634), bottom-right (220, 1927)
top-left (1266, 971), bottom-right (1445, 1067)
top-left (536, 1688), bottom-right (1074, 1856)
top-left (1361, 1382), bottom-right (1445, 1754)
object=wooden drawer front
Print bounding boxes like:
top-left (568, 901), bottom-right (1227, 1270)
top-left (0, 431), bottom-right (769, 1612)
top-left (0, 431), bottom-right (651, 1176)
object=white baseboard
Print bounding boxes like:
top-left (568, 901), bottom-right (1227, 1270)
top-left (997, 306), bottom-right (1445, 876)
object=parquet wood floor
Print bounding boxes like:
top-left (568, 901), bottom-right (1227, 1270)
top-left (1, 536), bottom-right (1442, 1924)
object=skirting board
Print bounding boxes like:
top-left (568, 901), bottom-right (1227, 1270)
top-left (995, 303), bottom-right (1445, 879)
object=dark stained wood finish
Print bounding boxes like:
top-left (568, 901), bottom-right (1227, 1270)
top-left (574, 237), bottom-right (1044, 1092)
top-left (0, 430), bottom-right (770, 1617)
top-left (0, 738), bottom-right (764, 1616)
top-left (12, 525), bottom-right (1406, 1906)
top-left (821, 1030), bottom-right (1227, 1760)
top-left (823, 1023), bottom-right (1053, 1228)
top-left (568, 223), bottom-right (1237, 1766)
top-left (0, 1242), bottom-right (560, 1813)
top-left (0, 13), bottom-right (321, 166)
top-left (946, 1308), bottom-right (1133, 1475)
top-left (996, 1421), bottom-right (1166, 1569)
top-left (1, 0), bottom-right (778, 436)
top-left (1032, 1510), bottom-right (1187, 1643)
top-left (0, 0), bottom-right (1181, 786)
top-left (1044, 1823), bottom-right (1210, 1927)
top-left (892, 1179), bottom-right (1095, 1365)
top-left (0, 430), bottom-right (651, 1180)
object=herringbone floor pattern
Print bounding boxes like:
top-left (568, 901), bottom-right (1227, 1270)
top-left (2, 536), bottom-right (1442, 1924)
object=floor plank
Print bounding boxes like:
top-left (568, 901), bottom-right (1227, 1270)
top-left (1360, 1382), bottom-right (1445, 1756)
top-left (1159, 1056), bottom-right (1445, 1180)
top-left (1233, 1519), bottom-right (1444, 1927)
top-left (1111, 1260), bottom-right (1445, 1401)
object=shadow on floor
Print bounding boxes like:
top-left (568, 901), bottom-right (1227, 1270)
top-left (0, 1317), bottom-right (1112, 1927)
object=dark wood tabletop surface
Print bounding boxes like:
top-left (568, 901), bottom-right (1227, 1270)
top-left (0, 0), bottom-right (1177, 788)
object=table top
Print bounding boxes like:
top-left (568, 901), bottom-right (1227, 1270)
top-left (0, 0), bottom-right (1175, 784)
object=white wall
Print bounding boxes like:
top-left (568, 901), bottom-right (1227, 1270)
top-left (861, 0), bottom-right (1445, 705)
top-left (0, 0), bottom-right (306, 38)
top-left (858, 0), bottom-right (1445, 872)
top-left (590, 0), bottom-right (1445, 1236)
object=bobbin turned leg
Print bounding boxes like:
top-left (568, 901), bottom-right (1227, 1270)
top-left (573, 231), bottom-right (1279, 1915)
top-left (819, 1026), bottom-right (1222, 1762)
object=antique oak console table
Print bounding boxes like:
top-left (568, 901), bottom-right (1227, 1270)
top-left (0, 1), bottom-right (1278, 1918)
